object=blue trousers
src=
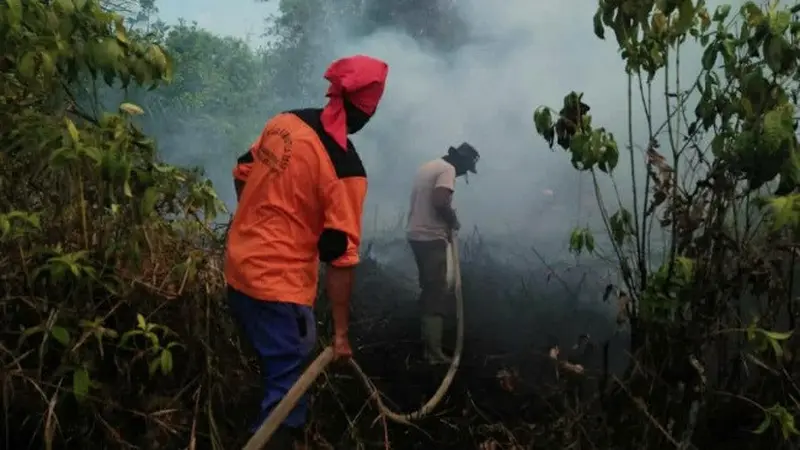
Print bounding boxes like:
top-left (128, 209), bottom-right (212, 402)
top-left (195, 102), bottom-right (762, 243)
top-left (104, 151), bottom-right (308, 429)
top-left (227, 287), bottom-right (317, 432)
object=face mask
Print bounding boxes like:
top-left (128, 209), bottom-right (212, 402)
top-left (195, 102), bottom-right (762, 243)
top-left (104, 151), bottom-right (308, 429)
top-left (344, 99), bottom-right (371, 134)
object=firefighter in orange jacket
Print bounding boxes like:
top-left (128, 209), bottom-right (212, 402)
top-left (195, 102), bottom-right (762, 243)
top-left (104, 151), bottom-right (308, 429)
top-left (225, 55), bottom-right (389, 448)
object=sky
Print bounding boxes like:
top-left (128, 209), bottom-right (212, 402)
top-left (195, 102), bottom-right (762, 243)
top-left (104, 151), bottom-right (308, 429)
top-left (156, 0), bottom-right (277, 43)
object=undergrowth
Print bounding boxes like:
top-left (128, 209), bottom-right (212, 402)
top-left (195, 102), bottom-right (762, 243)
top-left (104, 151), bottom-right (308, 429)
top-left (2, 1), bottom-right (800, 450)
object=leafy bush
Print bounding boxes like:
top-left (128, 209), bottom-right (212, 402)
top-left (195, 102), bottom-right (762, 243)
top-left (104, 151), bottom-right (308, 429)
top-left (534, 0), bottom-right (800, 446)
top-left (0, 1), bottom-right (247, 448)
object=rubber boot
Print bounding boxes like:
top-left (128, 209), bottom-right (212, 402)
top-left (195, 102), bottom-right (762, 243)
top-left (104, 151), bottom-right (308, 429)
top-left (422, 315), bottom-right (451, 365)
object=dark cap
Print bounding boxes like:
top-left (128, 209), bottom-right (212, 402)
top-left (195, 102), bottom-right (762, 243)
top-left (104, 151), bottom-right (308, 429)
top-left (448, 142), bottom-right (480, 173)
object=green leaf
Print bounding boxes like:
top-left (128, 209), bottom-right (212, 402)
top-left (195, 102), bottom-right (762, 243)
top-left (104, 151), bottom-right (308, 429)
top-left (160, 349), bottom-right (173, 374)
top-left (763, 106), bottom-right (793, 151)
top-left (652, 11), bottom-right (668, 35)
top-left (779, 409), bottom-right (799, 438)
top-left (40, 52), bottom-right (55, 78)
top-left (72, 367), bottom-right (90, 400)
top-left (740, 2), bottom-right (764, 27)
top-left (136, 313), bottom-right (146, 329)
top-left (713, 4), bottom-right (730, 22)
top-left (763, 330), bottom-right (793, 341)
top-left (6, 0), bottom-right (21, 21)
top-left (54, 0), bottom-right (75, 14)
top-left (609, 209), bottom-right (632, 245)
top-left (767, 195), bottom-right (797, 230)
top-left (701, 44), bottom-right (718, 70)
top-left (674, 0), bottom-right (697, 34)
top-left (593, 9), bottom-right (605, 39)
top-left (763, 35), bottom-right (790, 74)
top-left (768, 11), bottom-right (791, 35)
top-left (584, 230), bottom-right (595, 253)
top-left (148, 357), bottom-right (161, 376)
top-left (769, 338), bottom-right (784, 358)
top-left (148, 45), bottom-right (170, 76)
top-left (18, 52), bottom-right (37, 80)
top-left (80, 145), bottom-right (102, 163)
top-left (50, 326), bottom-right (71, 346)
top-left (752, 414), bottom-right (771, 434)
top-left (64, 117), bottom-right (79, 143)
top-left (533, 107), bottom-right (553, 134)
top-left (114, 16), bottom-right (128, 44)
top-left (118, 330), bottom-right (141, 348)
top-left (602, 139), bottom-right (619, 172)
top-left (569, 228), bottom-right (585, 254)
top-left (141, 187), bottom-right (158, 215)
top-left (570, 132), bottom-right (592, 169)
top-left (145, 331), bottom-right (160, 348)
top-left (674, 257), bottom-right (695, 280)
top-left (721, 39), bottom-right (735, 64)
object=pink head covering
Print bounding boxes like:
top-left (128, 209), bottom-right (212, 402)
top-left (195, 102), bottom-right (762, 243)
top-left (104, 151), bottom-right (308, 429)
top-left (320, 55), bottom-right (389, 149)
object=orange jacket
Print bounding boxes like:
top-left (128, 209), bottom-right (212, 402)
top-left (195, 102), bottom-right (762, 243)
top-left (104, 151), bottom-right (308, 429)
top-left (225, 108), bottom-right (368, 306)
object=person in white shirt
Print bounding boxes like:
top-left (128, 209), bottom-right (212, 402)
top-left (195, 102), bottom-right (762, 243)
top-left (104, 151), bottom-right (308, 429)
top-left (405, 142), bottom-right (480, 364)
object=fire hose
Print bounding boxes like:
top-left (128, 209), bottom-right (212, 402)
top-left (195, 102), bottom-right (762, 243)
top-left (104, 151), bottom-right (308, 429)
top-left (243, 236), bottom-right (465, 450)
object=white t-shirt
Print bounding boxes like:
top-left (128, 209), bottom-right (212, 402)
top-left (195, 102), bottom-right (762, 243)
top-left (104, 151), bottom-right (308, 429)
top-left (406, 158), bottom-right (456, 241)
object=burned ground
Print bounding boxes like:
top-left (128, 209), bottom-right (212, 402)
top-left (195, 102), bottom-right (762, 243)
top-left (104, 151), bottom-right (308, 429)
top-left (223, 233), bottom-right (629, 449)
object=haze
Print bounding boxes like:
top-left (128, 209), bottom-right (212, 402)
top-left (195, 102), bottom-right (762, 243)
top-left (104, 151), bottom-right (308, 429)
top-left (155, 0), bottom-right (742, 253)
